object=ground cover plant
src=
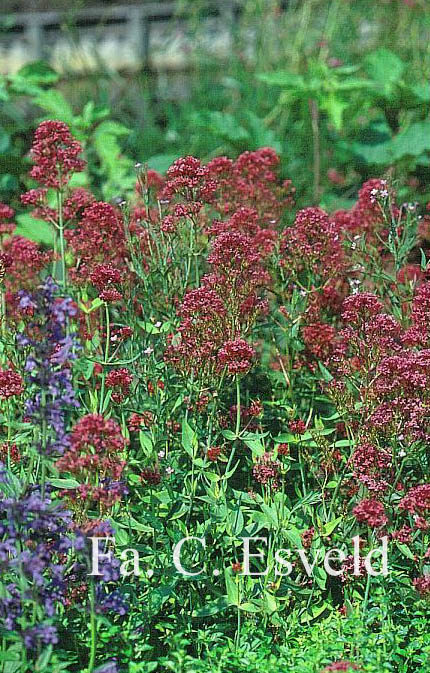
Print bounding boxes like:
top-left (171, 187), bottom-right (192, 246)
top-left (0, 115), bottom-right (430, 673)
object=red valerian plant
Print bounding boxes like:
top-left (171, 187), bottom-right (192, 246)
top-left (281, 206), bottom-right (345, 284)
top-left (66, 202), bottom-right (127, 284)
top-left (56, 414), bottom-right (127, 509)
top-left (27, 120), bottom-right (86, 189)
top-left (2, 118), bottom-right (430, 670)
top-left (105, 368), bottom-right (133, 404)
top-left (352, 498), bottom-right (388, 529)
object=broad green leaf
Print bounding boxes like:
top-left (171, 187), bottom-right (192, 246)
top-left (365, 48), bottom-right (404, 90)
top-left (147, 153), bottom-right (179, 174)
top-left (239, 601), bottom-right (261, 613)
top-left (15, 213), bottom-right (54, 246)
top-left (390, 120), bottom-right (430, 160)
top-left (15, 61), bottom-right (59, 85)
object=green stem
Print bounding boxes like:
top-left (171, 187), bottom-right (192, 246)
top-left (235, 375), bottom-right (241, 438)
top-left (56, 189), bottom-right (66, 291)
top-left (99, 303), bottom-right (110, 413)
top-left (87, 581), bottom-right (97, 673)
top-left (0, 288), bottom-right (6, 342)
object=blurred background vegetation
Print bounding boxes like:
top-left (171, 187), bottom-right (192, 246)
top-left (1, 0), bottom-right (429, 212)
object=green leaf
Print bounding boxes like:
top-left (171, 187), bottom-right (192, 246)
top-left (352, 139), bottom-right (393, 165)
top-left (283, 526), bottom-right (302, 549)
top-left (299, 601), bottom-right (329, 623)
top-left (15, 213), bottom-right (54, 246)
top-left (146, 153), bottom-right (179, 174)
top-left (182, 418), bottom-right (197, 458)
top-left (139, 431), bottom-right (153, 455)
top-left (318, 361), bottom-right (333, 382)
top-left (193, 596), bottom-right (230, 617)
top-left (395, 541), bottom-right (415, 560)
top-left (320, 93), bottom-right (348, 131)
top-left (49, 478), bottom-right (80, 489)
top-left (365, 48), bottom-right (405, 92)
top-left (239, 601), bottom-right (261, 613)
top-left (257, 71), bottom-right (305, 89)
top-left (93, 120), bottom-right (135, 197)
top-left (15, 61), bottom-right (59, 85)
top-left (33, 90), bottom-right (75, 126)
top-left (321, 516), bottom-right (343, 537)
top-left (35, 645), bottom-right (53, 671)
top-left (206, 111), bottom-right (250, 144)
top-left (355, 120), bottom-right (430, 165)
top-left (410, 82), bottom-right (430, 103)
top-left (225, 569), bottom-right (241, 606)
top-left (263, 591), bottom-right (278, 614)
top-left (390, 120), bottom-right (430, 160)
top-left (0, 125), bottom-right (11, 153)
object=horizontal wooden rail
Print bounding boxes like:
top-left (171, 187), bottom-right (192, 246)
top-left (0, 1), bottom-right (242, 73)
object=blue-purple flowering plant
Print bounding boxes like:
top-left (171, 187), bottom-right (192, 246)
top-left (17, 277), bottom-right (80, 460)
top-left (0, 465), bottom-right (128, 671)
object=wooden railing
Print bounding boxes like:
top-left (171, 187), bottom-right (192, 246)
top-left (0, 1), bottom-right (241, 73)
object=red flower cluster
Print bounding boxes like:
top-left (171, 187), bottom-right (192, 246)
top-left (0, 369), bottom-right (24, 399)
top-left (89, 263), bottom-right (122, 290)
top-left (1, 236), bottom-right (51, 293)
top-left (289, 419), bottom-right (306, 435)
top-left (352, 498), bottom-right (388, 528)
top-left (0, 203), bottom-right (15, 237)
top-left (56, 414), bottom-right (127, 505)
top-left (399, 484), bottom-right (430, 527)
top-left (207, 207), bottom-right (276, 256)
top-left (160, 156), bottom-right (216, 204)
top-left (277, 443), bottom-right (289, 456)
top-left (65, 202), bottom-right (126, 283)
top-left (302, 322), bottom-right (336, 365)
top-left (341, 292), bottom-right (383, 325)
top-left (140, 466), bottom-right (162, 486)
top-left (207, 446), bottom-right (222, 462)
top-left (253, 451), bottom-right (280, 489)
top-left (89, 263), bottom-right (123, 302)
top-left (21, 186), bottom-right (95, 227)
top-left (128, 411), bottom-right (154, 432)
top-left (413, 575), bottom-right (430, 598)
top-left (28, 120), bottom-right (85, 189)
top-left (403, 282), bottom-right (430, 347)
top-left (217, 339), bottom-right (255, 376)
top-left (332, 178), bottom-right (396, 242)
top-left (351, 440), bottom-right (392, 494)
top-left (105, 368), bottom-right (133, 403)
top-left (322, 662), bottom-right (359, 672)
top-left (281, 207), bottom-right (344, 282)
top-left (166, 226), bottom-right (266, 380)
top-left (301, 527), bottom-right (315, 548)
top-left (0, 442), bottom-right (20, 464)
top-left (207, 148), bottom-right (294, 225)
